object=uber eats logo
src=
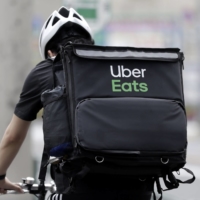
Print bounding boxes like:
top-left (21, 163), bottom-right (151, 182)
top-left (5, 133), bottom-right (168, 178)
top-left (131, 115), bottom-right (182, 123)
top-left (110, 65), bottom-right (148, 92)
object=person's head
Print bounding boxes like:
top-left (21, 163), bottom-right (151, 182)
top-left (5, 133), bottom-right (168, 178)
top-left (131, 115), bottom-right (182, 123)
top-left (39, 7), bottom-right (94, 59)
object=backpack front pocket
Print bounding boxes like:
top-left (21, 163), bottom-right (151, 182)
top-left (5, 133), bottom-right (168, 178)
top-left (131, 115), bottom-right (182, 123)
top-left (75, 98), bottom-right (187, 154)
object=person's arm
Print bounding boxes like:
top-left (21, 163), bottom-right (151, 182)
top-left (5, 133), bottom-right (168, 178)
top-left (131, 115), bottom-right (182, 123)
top-left (0, 114), bottom-right (31, 193)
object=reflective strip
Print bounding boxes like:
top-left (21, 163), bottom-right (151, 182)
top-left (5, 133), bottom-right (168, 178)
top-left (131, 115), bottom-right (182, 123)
top-left (52, 194), bottom-right (58, 200)
top-left (75, 49), bottom-right (178, 59)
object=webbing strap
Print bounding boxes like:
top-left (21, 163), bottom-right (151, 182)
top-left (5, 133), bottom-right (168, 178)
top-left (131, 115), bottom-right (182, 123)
top-left (176, 168), bottom-right (195, 184)
top-left (163, 169), bottom-right (179, 191)
top-left (59, 161), bottom-right (90, 180)
top-left (163, 167), bottom-right (195, 191)
top-left (153, 167), bottom-right (195, 200)
top-left (52, 56), bottom-right (63, 88)
top-left (153, 177), bottom-right (163, 200)
top-left (59, 161), bottom-right (90, 194)
top-left (153, 190), bottom-right (156, 200)
top-left (38, 147), bottom-right (50, 181)
top-left (39, 55), bottom-right (63, 181)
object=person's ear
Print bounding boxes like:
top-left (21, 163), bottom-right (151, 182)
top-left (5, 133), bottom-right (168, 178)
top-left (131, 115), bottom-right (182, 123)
top-left (47, 50), bottom-right (56, 57)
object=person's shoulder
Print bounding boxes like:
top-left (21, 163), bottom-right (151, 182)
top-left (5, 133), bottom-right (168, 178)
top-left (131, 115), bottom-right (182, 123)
top-left (27, 59), bottom-right (54, 79)
top-left (34, 59), bottom-right (53, 71)
top-left (34, 59), bottom-right (62, 72)
top-left (23, 59), bottom-right (53, 86)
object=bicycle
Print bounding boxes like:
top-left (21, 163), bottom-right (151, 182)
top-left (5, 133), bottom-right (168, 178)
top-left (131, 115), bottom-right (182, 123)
top-left (0, 177), bottom-right (61, 200)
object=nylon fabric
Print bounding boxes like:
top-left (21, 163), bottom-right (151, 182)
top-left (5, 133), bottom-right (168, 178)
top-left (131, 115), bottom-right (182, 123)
top-left (41, 86), bottom-right (71, 156)
top-left (71, 57), bottom-right (184, 104)
top-left (40, 44), bottom-right (194, 199)
top-left (76, 98), bottom-right (187, 152)
top-left (59, 44), bottom-right (194, 199)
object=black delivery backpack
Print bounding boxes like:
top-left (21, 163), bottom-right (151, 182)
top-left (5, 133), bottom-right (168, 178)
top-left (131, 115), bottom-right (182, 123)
top-left (40, 44), bottom-right (195, 199)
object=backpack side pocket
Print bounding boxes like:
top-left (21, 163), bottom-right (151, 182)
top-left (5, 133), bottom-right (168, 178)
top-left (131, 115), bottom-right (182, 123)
top-left (41, 86), bottom-right (72, 156)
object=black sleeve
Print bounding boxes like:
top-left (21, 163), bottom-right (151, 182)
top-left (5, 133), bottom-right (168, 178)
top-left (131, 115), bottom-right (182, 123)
top-left (14, 60), bottom-right (53, 121)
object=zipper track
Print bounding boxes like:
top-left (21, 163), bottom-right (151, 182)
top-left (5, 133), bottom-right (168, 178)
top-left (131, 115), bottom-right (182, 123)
top-left (76, 97), bottom-right (185, 112)
top-left (60, 47), bottom-right (75, 146)
top-left (79, 148), bottom-right (186, 157)
top-left (65, 53), bottom-right (74, 120)
top-left (66, 54), bottom-right (76, 144)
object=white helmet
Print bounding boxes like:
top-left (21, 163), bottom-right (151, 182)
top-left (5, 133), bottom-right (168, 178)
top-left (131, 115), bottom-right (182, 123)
top-left (39, 7), bottom-right (92, 59)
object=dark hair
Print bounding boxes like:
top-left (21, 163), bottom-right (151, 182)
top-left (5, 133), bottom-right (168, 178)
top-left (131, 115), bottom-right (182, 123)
top-left (46, 23), bottom-right (94, 57)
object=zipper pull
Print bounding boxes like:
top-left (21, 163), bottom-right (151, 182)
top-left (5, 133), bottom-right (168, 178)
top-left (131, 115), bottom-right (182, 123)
top-left (66, 54), bottom-right (71, 63)
top-left (180, 52), bottom-right (185, 70)
top-left (59, 46), bottom-right (65, 61)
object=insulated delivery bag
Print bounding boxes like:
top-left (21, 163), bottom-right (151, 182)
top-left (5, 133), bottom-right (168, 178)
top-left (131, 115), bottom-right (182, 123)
top-left (40, 44), bottom-right (195, 199)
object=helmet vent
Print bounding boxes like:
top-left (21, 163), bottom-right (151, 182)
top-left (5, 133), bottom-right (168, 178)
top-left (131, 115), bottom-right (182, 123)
top-left (73, 13), bottom-right (82, 20)
top-left (59, 7), bottom-right (69, 18)
top-left (45, 16), bottom-right (52, 28)
top-left (52, 16), bottom-right (60, 26)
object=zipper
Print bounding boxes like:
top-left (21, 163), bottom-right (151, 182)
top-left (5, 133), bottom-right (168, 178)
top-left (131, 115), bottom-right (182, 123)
top-left (76, 97), bottom-right (185, 112)
top-left (78, 146), bottom-right (186, 157)
top-left (79, 146), bottom-right (186, 157)
top-left (179, 52), bottom-right (185, 106)
top-left (65, 51), bottom-right (77, 148)
top-left (65, 53), bottom-right (74, 117)
top-left (60, 47), bottom-right (75, 145)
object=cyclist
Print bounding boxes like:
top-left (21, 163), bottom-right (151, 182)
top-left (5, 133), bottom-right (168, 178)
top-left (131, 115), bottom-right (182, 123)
top-left (0, 7), bottom-right (153, 199)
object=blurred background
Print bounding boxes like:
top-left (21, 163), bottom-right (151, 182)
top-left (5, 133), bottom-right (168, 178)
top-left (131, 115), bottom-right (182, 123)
top-left (0, 0), bottom-right (200, 199)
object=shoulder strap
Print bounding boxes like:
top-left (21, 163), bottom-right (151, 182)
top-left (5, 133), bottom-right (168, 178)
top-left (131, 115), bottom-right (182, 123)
top-left (153, 177), bottom-right (163, 200)
top-left (163, 168), bottom-right (195, 191)
top-left (153, 168), bottom-right (195, 200)
top-left (38, 60), bottom-right (54, 181)
top-left (176, 168), bottom-right (195, 184)
top-left (38, 147), bottom-right (50, 181)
